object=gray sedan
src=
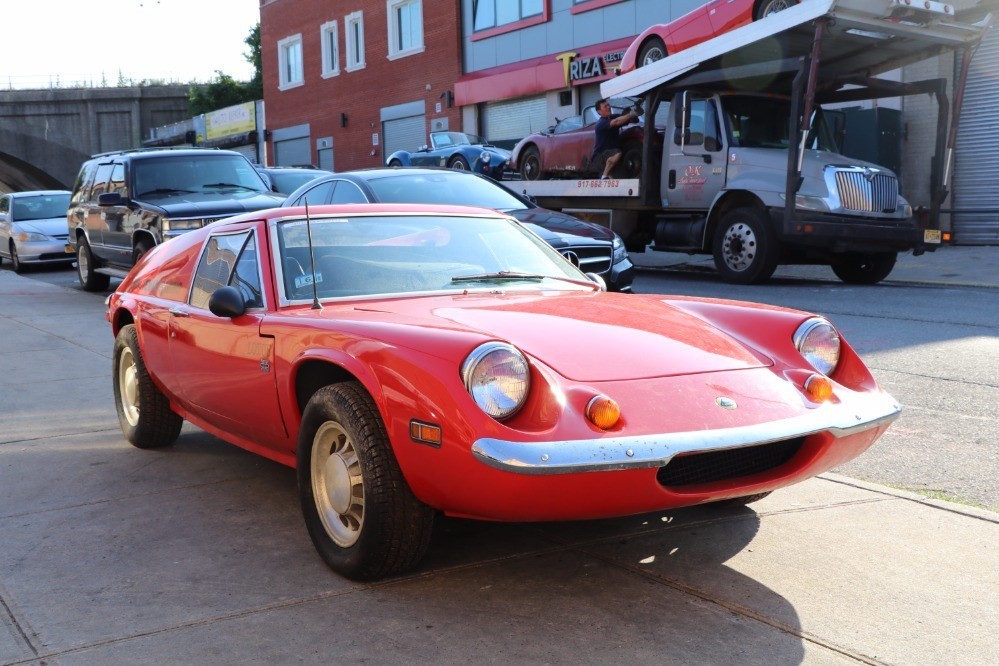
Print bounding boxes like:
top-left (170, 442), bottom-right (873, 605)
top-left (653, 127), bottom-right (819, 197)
top-left (0, 190), bottom-right (73, 273)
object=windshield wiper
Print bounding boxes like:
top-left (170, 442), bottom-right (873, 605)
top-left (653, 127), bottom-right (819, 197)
top-left (452, 271), bottom-right (546, 283)
top-left (202, 182), bottom-right (257, 191)
top-left (138, 188), bottom-right (194, 196)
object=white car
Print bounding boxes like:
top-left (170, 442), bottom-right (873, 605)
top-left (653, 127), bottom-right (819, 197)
top-left (0, 190), bottom-right (73, 273)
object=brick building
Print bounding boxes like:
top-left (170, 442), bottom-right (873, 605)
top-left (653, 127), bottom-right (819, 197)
top-left (260, 0), bottom-right (463, 171)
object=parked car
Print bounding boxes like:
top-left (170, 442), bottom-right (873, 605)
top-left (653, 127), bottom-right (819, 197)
top-left (620, 0), bottom-right (797, 73)
top-left (510, 101), bottom-right (654, 180)
top-left (283, 168), bottom-right (634, 291)
top-left (256, 166), bottom-right (334, 195)
top-left (106, 202), bottom-right (900, 580)
top-left (0, 190), bottom-right (73, 273)
top-left (67, 148), bottom-right (284, 292)
top-left (386, 131), bottom-right (512, 178)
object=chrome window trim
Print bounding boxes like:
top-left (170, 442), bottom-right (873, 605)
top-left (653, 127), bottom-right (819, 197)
top-left (187, 227), bottom-right (267, 312)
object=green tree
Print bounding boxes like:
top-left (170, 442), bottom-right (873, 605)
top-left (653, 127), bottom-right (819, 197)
top-left (187, 23), bottom-right (262, 115)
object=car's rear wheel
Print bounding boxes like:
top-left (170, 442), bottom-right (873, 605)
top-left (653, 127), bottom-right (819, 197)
top-left (712, 207), bottom-right (779, 284)
top-left (113, 324), bottom-right (183, 449)
top-left (638, 37), bottom-right (667, 68)
top-left (77, 236), bottom-right (111, 292)
top-left (755, 0), bottom-right (793, 20)
top-left (520, 146), bottom-right (543, 181)
top-left (448, 155), bottom-right (470, 171)
top-left (10, 242), bottom-right (25, 274)
top-left (831, 252), bottom-right (897, 285)
top-left (298, 382), bottom-right (434, 581)
top-left (615, 142), bottom-right (642, 179)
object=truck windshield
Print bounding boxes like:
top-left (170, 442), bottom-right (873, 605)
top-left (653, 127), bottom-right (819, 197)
top-left (723, 96), bottom-right (838, 153)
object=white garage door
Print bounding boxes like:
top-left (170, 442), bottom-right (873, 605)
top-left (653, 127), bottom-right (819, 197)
top-left (383, 115), bottom-right (427, 159)
top-left (481, 96), bottom-right (547, 148)
top-left (274, 137), bottom-right (311, 167)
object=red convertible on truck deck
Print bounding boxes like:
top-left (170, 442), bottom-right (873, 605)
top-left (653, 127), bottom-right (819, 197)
top-left (106, 203), bottom-right (899, 580)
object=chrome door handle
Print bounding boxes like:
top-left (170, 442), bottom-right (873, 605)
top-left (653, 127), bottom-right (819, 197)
top-left (168, 308), bottom-right (190, 317)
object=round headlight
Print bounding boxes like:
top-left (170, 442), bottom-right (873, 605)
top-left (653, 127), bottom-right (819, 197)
top-left (794, 318), bottom-right (840, 376)
top-left (461, 342), bottom-right (530, 420)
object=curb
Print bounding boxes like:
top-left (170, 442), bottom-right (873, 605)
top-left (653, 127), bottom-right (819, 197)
top-left (820, 472), bottom-right (999, 523)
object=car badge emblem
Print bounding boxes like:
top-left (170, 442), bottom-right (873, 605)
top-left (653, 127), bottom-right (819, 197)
top-left (862, 167), bottom-right (879, 182)
top-left (716, 397), bottom-right (737, 410)
top-left (562, 250), bottom-right (580, 267)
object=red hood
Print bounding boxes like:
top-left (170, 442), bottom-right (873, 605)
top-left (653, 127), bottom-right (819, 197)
top-left (358, 291), bottom-right (772, 382)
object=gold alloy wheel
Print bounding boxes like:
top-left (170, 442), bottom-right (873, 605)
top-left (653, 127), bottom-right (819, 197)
top-left (117, 345), bottom-right (141, 427)
top-left (311, 421), bottom-right (365, 547)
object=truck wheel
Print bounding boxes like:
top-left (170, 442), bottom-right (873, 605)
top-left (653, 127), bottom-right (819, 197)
top-left (831, 252), bottom-right (897, 285)
top-left (297, 382), bottom-right (435, 580)
top-left (113, 324), bottom-right (183, 449)
top-left (638, 37), bottom-right (667, 67)
top-left (77, 236), bottom-right (111, 292)
top-left (520, 146), bottom-right (543, 181)
top-left (755, 0), bottom-right (793, 20)
top-left (712, 208), bottom-right (779, 284)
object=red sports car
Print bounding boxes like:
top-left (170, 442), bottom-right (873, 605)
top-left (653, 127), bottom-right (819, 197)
top-left (511, 101), bottom-right (651, 180)
top-left (106, 203), bottom-right (898, 580)
top-left (620, 0), bottom-right (796, 73)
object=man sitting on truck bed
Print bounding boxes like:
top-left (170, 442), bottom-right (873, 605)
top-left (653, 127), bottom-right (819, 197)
top-left (592, 98), bottom-right (640, 180)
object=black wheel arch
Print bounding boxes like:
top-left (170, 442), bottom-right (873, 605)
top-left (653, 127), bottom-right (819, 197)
top-left (294, 359), bottom-right (363, 416)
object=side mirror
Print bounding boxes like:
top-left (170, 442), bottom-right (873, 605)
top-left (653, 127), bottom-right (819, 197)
top-left (585, 272), bottom-right (607, 292)
top-left (98, 192), bottom-right (127, 207)
top-left (208, 286), bottom-right (246, 318)
top-left (419, 145), bottom-right (429, 152)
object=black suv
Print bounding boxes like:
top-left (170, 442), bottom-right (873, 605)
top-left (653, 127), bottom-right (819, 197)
top-left (67, 148), bottom-right (284, 291)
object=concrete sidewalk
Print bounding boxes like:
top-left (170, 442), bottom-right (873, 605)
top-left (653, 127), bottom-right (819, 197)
top-left (631, 245), bottom-right (999, 288)
top-left (0, 270), bottom-right (996, 665)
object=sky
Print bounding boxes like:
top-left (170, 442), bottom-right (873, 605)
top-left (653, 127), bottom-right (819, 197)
top-left (1, 0), bottom-right (260, 89)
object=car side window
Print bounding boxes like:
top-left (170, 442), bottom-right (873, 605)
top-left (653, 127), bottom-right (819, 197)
top-left (330, 181), bottom-right (368, 204)
top-left (190, 231), bottom-right (263, 310)
top-left (555, 115), bottom-right (583, 134)
top-left (110, 164), bottom-right (128, 197)
top-left (0, 196), bottom-right (9, 215)
top-left (89, 164), bottom-right (115, 201)
top-left (296, 181), bottom-right (334, 207)
top-left (71, 161), bottom-right (99, 205)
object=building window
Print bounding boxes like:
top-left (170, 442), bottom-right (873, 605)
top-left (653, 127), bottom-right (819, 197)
top-left (320, 21), bottom-right (340, 77)
top-left (345, 11), bottom-right (366, 72)
top-left (387, 0), bottom-right (424, 60)
top-left (570, 0), bottom-right (626, 14)
top-left (277, 34), bottom-right (304, 90)
top-left (473, 0), bottom-right (544, 31)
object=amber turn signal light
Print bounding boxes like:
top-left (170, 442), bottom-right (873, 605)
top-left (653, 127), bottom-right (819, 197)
top-left (805, 374), bottom-right (833, 402)
top-left (586, 395), bottom-right (620, 430)
top-left (410, 420), bottom-right (442, 447)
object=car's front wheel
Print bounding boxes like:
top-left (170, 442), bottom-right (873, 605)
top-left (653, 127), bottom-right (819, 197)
top-left (113, 324), bottom-right (183, 448)
top-left (77, 236), bottom-right (111, 292)
top-left (709, 492), bottom-right (773, 509)
top-left (10, 242), bottom-right (25, 274)
top-left (520, 146), bottom-right (543, 181)
top-left (448, 155), bottom-right (470, 171)
top-left (388, 159), bottom-right (403, 167)
top-left (297, 382), bottom-right (434, 581)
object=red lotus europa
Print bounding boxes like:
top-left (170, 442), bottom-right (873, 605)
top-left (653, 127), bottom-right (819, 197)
top-left (106, 203), bottom-right (898, 580)
top-left (619, 0), bottom-right (796, 74)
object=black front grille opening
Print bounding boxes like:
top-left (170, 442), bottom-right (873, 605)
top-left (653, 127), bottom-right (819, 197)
top-left (657, 437), bottom-right (806, 488)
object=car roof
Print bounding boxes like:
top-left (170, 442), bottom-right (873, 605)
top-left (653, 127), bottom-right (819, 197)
top-left (90, 148), bottom-right (245, 161)
top-left (219, 202), bottom-right (512, 228)
top-left (6, 190), bottom-right (71, 197)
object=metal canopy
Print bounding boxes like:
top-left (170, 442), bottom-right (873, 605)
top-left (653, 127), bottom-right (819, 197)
top-left (601, 0), bottom-right (996, 100)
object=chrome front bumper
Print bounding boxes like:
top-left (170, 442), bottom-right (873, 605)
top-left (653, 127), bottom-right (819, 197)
top-left (472, 391), bottom-right (900, 475)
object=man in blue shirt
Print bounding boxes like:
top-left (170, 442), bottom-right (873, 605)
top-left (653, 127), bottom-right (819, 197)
top-left (591, 98), bottom-right (639, 180)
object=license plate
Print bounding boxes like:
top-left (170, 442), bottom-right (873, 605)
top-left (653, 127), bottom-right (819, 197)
top-left (923, 229), bottom-right (942, 244)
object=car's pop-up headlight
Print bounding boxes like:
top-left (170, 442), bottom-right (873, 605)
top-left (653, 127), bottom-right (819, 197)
top-left (461, 342), bottom-right (530, 420)
top-left (794, 317), bottom-right (841, 376)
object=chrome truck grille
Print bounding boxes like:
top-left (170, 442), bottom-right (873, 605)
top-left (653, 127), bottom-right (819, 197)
top-left (834, 169), bottom-right (898, 214)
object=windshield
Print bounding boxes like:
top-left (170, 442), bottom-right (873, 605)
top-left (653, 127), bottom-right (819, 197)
top-left (431, 132), bottom-right (485, 149)
top-left (133, 155), bottom-right (269, 198)
top-left (12, 194), bottom-right (70, 221)
top-left (274, 214), bottom-right (588, 301)
top-left (722, 96), bottom-right (839, 152)
top-left (365, 172), bottom-right (529, 212)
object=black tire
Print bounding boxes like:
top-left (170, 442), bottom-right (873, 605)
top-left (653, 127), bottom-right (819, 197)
top-left (637, 37), bottom-right (667, 68)
top-left (712, 207), bottom-right (779, 284)
top-left (709, 492), bottom-right (773, 509)
top-left (615, 142), bottom-right (642, 179)
top-left (112, 324), bottom-right (183, 449)
top-left (77, 236), bottom-right (111, 292)
top-left (831, 252), bottom-right (897, 285)
top-left (448, 155), bottom-right (470, 171)
top-left (520, 146), bottom-right (543, 181)
top-left (133, 238), bottom-right (154, 264)
top-left (297, 382), bottom-right (434, 581)
top-left (388, 159), bottom-right (403, 167)
top-left (754, 0), bottom-right (794, 21)
top-left (10, 242), bottom-right (25, 274)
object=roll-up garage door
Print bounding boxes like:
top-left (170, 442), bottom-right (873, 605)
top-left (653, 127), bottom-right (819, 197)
top-left (232, 143), bottom-right (259, 164)
top-left (383, 115), bottom-right (426, 158)
top-left (481, 96), bottom-right (547, 149)
top-left (274, 137), bottom-right (311, 167)
top-left (953, 29), bottom-right (999, 244)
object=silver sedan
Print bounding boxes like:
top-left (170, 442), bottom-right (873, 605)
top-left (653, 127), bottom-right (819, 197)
top-left (0, 190), bottom-right (73, 273)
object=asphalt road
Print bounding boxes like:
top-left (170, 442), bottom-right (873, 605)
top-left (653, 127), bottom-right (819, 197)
top-left (7, 259), bottom-right (999, 511)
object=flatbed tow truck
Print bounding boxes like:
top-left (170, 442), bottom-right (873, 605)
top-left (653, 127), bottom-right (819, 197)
top-left (506, 0), bottom-right (995, 283)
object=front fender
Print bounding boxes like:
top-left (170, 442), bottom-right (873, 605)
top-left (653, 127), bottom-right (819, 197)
top-left (385, 151), bottom-right (412, 166)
